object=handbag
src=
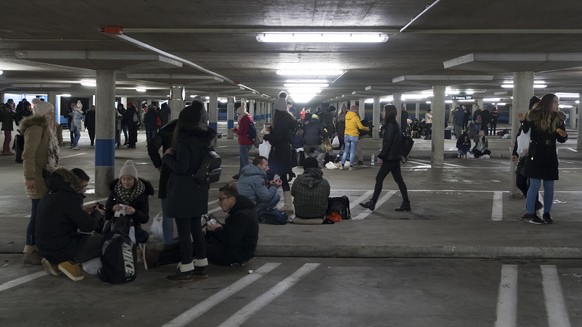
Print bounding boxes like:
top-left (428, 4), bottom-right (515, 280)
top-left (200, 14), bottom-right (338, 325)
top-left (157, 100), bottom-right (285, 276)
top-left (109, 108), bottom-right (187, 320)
top-left (516, 129), bottom-right (531, 157)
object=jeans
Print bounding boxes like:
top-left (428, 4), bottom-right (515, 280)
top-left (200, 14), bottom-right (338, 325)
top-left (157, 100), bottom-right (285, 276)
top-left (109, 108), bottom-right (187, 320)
top-left (239, 144), bottom-right (252, 173)
top-left (3, 130), bottom-right (12, 153)
top-left (27, 199), bottom-right (41, 245)
top-left (526, 178), bottom-right (554, 214)
top-left (72, 127), bottom-right (81, 146)
top-left (146, 129), bottom-right (157, 144)
top-left (161, 198), bottom-right (175, 246)
top-left (341, 135), bottom-right (358, 166)
top-left (372, 160), bottom-right (409, 204)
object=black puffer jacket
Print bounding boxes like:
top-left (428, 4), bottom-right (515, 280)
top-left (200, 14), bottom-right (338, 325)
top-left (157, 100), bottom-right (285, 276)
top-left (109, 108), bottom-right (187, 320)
top-left (147, 119), bottom-right (177, 199)
top-left (263, 110), bottom-right (296, 175)
top-left (378, 119), bottom-right (402, 162)
top-left (36, 168), bottom-right (99, 263)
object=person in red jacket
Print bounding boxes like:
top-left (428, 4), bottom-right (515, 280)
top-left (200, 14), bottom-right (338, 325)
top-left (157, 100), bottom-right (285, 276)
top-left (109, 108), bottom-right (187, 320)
top-left (232, 103), bottom-right (255, 179)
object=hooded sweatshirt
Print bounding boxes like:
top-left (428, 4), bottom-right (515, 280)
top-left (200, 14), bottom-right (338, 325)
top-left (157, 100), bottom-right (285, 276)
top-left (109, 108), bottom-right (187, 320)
top-left (291, 168), bottom-right (330, 219)
top-left (344, 111), bottom-right (369, 137)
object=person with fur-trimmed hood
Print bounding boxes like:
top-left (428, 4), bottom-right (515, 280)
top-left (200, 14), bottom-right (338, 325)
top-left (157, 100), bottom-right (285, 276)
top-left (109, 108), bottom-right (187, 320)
top-left (36, 168), bottom-right (103, 281)
top-left (20, 101), bottom-right (61, 266)
top-left (104, 160), bottom-right (155, 244)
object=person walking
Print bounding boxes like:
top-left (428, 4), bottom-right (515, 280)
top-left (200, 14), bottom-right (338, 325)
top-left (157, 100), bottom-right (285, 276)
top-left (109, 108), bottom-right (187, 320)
top-left (20, 101), bottom-right (60, 265)
top-left (70, 100), bottom-right (84, 150)
top-left (360, 105), bottom-right (410, 212)
top-left (339, 104), bottom-right (368, 170)
top-left (85, 105), bottom-right (96, 146)
top-left (520, 93), bottom-right (567, 224)
top-left (163, 101), bottom-right (216, 281)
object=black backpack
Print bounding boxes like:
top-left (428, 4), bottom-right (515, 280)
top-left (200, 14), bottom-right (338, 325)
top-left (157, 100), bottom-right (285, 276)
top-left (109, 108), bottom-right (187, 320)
top-left (326, 196), bottom-right (352, 221)
top-left (98, 232), bottom-right (137, 284)
top-left (193, 149), bottom-right (222, 184)
top-left (401, 134), bottom-right (414, 163)
top-left (258, 208), bottom-right (288, 225)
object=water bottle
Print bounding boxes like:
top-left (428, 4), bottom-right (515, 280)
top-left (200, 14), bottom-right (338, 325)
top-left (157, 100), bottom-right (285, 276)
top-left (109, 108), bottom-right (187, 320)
top-left (370, 153), bottom-right (375, 166)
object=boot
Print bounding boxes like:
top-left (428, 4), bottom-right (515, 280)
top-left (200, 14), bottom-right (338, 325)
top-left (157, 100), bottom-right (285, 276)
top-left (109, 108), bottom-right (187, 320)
top-left (23, 245), bottom-right (42, 266)
top-left (280, 191), bottom-right (294, 214)
top-left (359, 200), bottom-right (376, 211)
top-left (395, 202), bottom-right (411, 212)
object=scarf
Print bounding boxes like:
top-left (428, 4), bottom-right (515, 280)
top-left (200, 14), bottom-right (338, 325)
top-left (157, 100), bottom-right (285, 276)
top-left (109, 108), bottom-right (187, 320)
top-left (114, 179), bottom-right (145, 205)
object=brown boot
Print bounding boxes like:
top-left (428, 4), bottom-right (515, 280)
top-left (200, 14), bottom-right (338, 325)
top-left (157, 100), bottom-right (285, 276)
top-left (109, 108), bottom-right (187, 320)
top-left (23, 245), bottom-right (42, 266)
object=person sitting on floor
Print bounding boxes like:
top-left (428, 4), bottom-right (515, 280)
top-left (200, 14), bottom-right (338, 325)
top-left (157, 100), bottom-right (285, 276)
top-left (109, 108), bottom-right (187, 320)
top-left (36, 168), bottom-right (104, 281)
top-left (456, 130), bottom-right (472, 159)
top-left (472, 129), bottom-right (492, 159)
top-left (237, 156), bottom-right (282, 214)
top-left (291, 157), bottom-right (330, 224)
top-left (104, 160), bottom-right (154, 243)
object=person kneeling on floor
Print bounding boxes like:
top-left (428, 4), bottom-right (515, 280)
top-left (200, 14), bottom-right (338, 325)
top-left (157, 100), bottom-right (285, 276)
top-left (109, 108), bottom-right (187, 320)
top-left (36, 168), bottom-right (104, 281)
top-left (152, 184), bottom-right (258, 267)
top-left (291, 157), bottom-right (330, 224)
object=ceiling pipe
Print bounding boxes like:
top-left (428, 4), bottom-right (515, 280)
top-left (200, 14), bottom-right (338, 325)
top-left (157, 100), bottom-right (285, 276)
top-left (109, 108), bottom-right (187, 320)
top-left (400, 0), bottom-right (441, 33)
top-left (101, 26), bottom-right (265, 98)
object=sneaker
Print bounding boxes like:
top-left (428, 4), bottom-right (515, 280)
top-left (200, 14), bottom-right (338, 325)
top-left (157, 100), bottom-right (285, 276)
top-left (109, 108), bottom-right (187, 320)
top-left (395, 203), bottom-right (412, 212)
top-left (519, 214), bottom-right (530, 222)
top-left (192, 266), bottom-right (208, 278)
top-left (527, 214), bottom-right (545, 225)
top-left (542, 213), bottom-right (554, 224)
top-left (23, 252), bottom-right (42, 266)
top-left (166, 270), bottom-right (194, 282)
top-left (41, 258), bottom-right (61, 276)
top-left (338, 164), bottom-right (344, 170)
top-left (348, 166), bottom-right (354, 171)
top-left (58, 261), bottom-right (85, 281)
top-left (73, 146), bottom-right (80, 150)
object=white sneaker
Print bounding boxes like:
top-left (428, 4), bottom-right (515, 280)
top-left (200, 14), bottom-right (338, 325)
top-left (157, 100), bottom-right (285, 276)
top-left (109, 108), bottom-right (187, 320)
top-left (73, 146), bottom-right (80, 150)
top-left (338, 164), bottom-right (343, 170)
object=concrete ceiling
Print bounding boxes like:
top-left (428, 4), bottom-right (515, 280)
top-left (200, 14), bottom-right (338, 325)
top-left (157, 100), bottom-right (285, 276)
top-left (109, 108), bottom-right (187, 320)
top-left (2, 0), bottom-right (582, 104)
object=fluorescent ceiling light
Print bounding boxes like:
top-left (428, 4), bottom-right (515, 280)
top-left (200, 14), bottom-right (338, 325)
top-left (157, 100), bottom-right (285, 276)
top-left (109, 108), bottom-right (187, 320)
top-left (483, 98), bottom-right (501, 102)
top-left (59, 94), bottom-right (71, 97)
top-left (136, 87), bottom-right (147, 92)
top-left (276, 69), bottom-right (344, 76)
top-left (458, 99), bottom-right (475, 103)
top-left (256, 32), bottom-right (388, 43)
top-left (556, 92), bottom-right (579, 98)
top-left (559, 104), bottom-right (573, 108)
top-left (501, 84), bottom-right (547, 89)
top-left (380, 96), bottom-right (394, 102)
top-left (284, 83), bottom-right (329, 88)
top-left (80, 79), bottom-right (96, 87)
top-left (285, 79), bottom-right (328, 83)
top-left (0, 70), bottom-right (3, 75)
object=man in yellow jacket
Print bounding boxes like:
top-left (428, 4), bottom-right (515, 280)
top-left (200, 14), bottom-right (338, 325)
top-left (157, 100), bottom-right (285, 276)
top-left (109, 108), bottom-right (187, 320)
top-left (339, 105), bottom-right (369, 170)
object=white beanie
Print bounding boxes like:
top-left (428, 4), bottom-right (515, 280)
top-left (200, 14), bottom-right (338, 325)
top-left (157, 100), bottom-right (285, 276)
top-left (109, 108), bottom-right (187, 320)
top-left (119, 160), bottom-right (138, 180)
top-left (33, 101), bottom-right (55, 117)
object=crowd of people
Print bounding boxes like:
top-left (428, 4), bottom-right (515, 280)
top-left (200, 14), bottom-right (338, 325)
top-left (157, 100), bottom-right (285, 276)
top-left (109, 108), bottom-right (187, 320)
top-left (11, 91), bottom-right (568, 284)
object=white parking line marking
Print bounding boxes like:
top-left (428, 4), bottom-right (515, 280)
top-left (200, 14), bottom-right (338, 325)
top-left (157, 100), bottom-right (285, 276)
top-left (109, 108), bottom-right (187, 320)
top-left (350, 190), bottom-right (373, 211)
top-left (541, 265), bottom-right (571, 327)
top-left (492, 191), bottom-right (503, 221)
top-left (217, 263), bottom-right (320, 327)
top-left (163, 262), bottom-right (281, 327)
top-left (60, 153), bottom-right (87, 159)
top-left (495, 264), bottom-right (517, 327)
top-left (0, 271), bottom-right (46, 292)
top-left (353, 191), bottom-right (396, 220)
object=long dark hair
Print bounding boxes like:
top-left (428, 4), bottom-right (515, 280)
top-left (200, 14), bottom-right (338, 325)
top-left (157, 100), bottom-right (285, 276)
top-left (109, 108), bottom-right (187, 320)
top-left (383, 104), bottom-right (397, 128)
top-left (171, 101), bottom-right (208, 151)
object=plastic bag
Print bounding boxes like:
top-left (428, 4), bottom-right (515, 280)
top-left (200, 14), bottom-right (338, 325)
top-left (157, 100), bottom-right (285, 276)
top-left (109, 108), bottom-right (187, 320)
top-left (150, 211), bottom-right (163, 241)
top-left (259, 140), bottom-right (271, 157)
top-left (516, 129), bottom-right (531, 157)
top-left (331, 135), bottom-right (340, 149)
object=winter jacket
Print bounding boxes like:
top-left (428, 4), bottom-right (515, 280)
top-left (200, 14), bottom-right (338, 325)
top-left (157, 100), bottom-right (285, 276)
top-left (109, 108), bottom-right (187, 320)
top-left (522, 110), bottom-right (567, 180)
top-left (147, 119), bottom-right (177, 199)
top-left (291, 168), bottom-right (330, 219)
top-left (143, 108), bottom-right (159, 130)
top-left (237, 164), bottom-right (279, 209)
top-left (1, 104), bottom-right (15, 131)
top-left (344, 111), bottom-right (369, 137)
top-left (159, 103), bottom-right (171, 125)
top-left (84, 109), bottom-right (95, 130)
top-left (456, 133), bottom-right (472, 151)
top-left (71, 108), bottom-right (83, 132)
top-left (36, 168), bottom-right (99, 264)
top-left (263, 110), bottom-right (296, 175)
top-left (208, 195), bottom-right (258, 263)
top-left (20, 115), bottom-right (51, 199)
top-left (378, 119), bottom-right (402, 162)
top-left (472, 135), bottom-right (489, 152)
top-left (105, 178), bottom-right (155, 240)
top-left (303, 117), bottom-right (324, 145)
top-left (236, 113), bottom-right (254, 146)
top-left (163, 127), bottom-right (217, 218)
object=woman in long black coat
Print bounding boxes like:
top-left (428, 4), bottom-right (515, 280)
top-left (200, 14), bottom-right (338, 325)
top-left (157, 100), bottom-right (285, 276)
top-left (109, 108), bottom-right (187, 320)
top-left (163, 101), bottom-right (217, 281)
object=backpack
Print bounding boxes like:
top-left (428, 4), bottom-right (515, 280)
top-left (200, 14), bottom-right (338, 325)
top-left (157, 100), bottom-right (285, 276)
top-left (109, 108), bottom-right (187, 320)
top-left (258, 208), bottom-right (288, 225)
top-left (326, 196), bottom-right (351, 221)
top-left (193, 149), bottom-right (222, 184)
top-left (247, 120), bottom-right (260, 148)
top-left (98, 232), bottom-right (137, 284)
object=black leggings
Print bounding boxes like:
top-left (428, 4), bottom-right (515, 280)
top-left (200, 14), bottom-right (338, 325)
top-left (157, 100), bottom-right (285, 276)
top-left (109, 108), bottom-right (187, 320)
top-left (372, 160), bottom-right (409, 204)
top-left (175, 216), bottom-right (206, 265)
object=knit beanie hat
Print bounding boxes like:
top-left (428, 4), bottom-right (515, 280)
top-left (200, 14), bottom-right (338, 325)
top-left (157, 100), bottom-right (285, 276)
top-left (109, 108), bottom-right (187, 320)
top-left (119, 160), bottom-right (138, 180)
top-left (33, 101), bottom-right (55, 116)
top-left (529, 96), bottom-right (540, 110)
top-left (273, 91), bottom-right (288, 111)
top-left (303, 157), bottom-right (319, 170)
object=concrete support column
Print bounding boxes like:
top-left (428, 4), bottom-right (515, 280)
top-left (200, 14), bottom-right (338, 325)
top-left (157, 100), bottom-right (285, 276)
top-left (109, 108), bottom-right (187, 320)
top-left (120, 97), bottom-right (127, 108)
top-left (249, 100), bottom-right (256, 119)
top-left (359, 98), bottom-right (366, 120)
top-left (267, 102), bottom-right (272, 122)
top-left (95, 70), bottom-right (116, 197)
top-left (510, 72), bottom-right (534, 196)
top-left (577, 97), bottom-right (582, 151)
top-left (169, 85), bottom-right (184, 120)
top-left (227, 96), bottom-right (235, 139)
top-left (415, 102), bottom-right (420, 121)
top-left (431, 86), bottom-right (446, 166)
top-left (208, 92), bottom-right (218, 131)
top-left (372, 96), bottom-right (381, 139)
top-left (477, 98), bottom-right (484, 109)
top-left (570, 105), bottom-right (577, 129)
top-left (393, 93), bottom-right (402, 127)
